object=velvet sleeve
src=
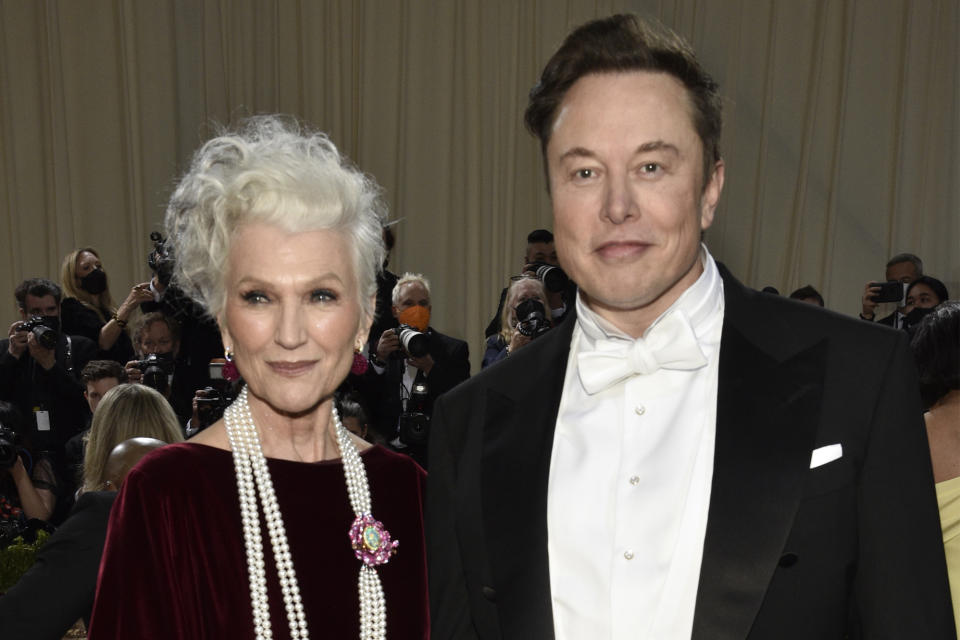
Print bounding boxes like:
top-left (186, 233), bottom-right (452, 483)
top-left (86, 462), bottom-right (183, 638)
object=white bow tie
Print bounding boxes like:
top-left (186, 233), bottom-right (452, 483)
top-left (577, 309), bottom-right (708, 394)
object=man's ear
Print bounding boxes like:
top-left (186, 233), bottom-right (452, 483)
top-left (18, 308), bottom-right (27, 321)
top-left (699, 160), bottom-right (725, 231)
top-left (391, 305), bottom-right (400, 320)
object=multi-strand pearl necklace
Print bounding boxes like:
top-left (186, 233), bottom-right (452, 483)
top-left (224, 387), bottom-right (398, 639)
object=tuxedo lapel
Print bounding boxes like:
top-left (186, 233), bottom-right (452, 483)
top-left (479, 312), bottom-right (576, 638)
top-left (692, 268), bottom-right (828, 639)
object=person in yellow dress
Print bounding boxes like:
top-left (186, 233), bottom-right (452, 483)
top-left (914, 301), bottom-right (960, 624)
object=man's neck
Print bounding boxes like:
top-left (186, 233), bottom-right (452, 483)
top-left (582, 259), bottom-right (704, 339)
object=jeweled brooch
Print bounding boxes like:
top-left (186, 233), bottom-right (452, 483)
top-left (349, 514), bottom-right (399, 566)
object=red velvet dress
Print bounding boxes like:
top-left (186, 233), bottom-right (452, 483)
top-left (87, 442), bottom-right (429, 638)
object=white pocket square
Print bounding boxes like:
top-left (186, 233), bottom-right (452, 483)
top-left (810, 443), bottom-right (843, 469)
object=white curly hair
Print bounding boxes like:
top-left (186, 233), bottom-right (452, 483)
top-left (164, 115), bottom-right (386, 321)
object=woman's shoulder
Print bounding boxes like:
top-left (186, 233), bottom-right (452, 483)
top-left (59, 297), bottom-right (102, 334)
top-left (126, 442), bottom-right (231, 486)
top-left (60, 297), bottom-right (90, 315)
top-left (363, 445), bottom-right (426, 482)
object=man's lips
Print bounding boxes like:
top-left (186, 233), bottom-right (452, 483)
top-left (267, 360), bottom-right (318, 376)
top-left (594, 241), bottom-right (652, 259)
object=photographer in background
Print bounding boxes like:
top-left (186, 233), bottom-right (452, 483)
top-left (124, 312), bottom-right (193, 424)
top-left (483, 276), bottom-right (553, 368)
top-left (367, 273), bottom-right (469, 465)
top-left (59, 247), bottom-right (149, 365)
top-left (485, 229), bottom-right (575, 338)
top-left (860, 252), bottom-right (923, 328)
top-left (0, 402), bottom-right (57, 524)
top-left (139, 232), bottom-right (224, 412)
top-left (366, 223), bottom-right (401, 354)
top-left (0, 279), bottom-right (97, 457)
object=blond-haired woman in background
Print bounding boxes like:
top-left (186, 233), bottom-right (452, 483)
top-left (482, 276), bottom-right (553, 368)
top-left (60, 247), bottom-right (152, 364)
top-left (81, 384), bottom-right (183, 493)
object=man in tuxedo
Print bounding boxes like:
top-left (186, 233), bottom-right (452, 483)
top-left (367, 272), bottom-right (469, 464)
top-left (427, 14), bottom-right (954, 639)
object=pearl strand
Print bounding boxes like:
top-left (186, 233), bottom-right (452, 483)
top-left (225, 387), bottom-right (388, 639)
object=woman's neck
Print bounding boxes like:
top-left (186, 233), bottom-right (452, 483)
top-left (247, 392), bottom-right (340, 463)
top-left (929, 390), bottom-right (960, 420)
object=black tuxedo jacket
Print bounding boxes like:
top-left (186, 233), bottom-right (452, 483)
top-left (427, 266), bottom-right (954, 639)
top-left (0, 491), bottom-right (116, 638)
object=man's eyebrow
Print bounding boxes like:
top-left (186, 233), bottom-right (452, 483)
top-left (637, 140), bottom-right (680, 155)
top-left (558, 141), bottom-right (680, 162)
top-left (558, 147), bottom-right (596, 163)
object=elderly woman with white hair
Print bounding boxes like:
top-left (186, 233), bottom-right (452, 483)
top-left (88, 116), bottom-right (429, 639)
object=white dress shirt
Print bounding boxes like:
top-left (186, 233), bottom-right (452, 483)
top-left (547, 247), bottom-right (725, 639)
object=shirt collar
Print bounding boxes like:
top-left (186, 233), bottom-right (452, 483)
top-left (575, 244), bottom-right (724, 345)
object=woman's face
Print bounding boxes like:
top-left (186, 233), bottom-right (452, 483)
top-left (220, 223), bottom-right (370, 416)
top-left (905, 283), bottom-right (941, 311)
top-left (76, 251), bottom-right (102, 281)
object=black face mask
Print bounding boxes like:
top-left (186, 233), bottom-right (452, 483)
top-left (904, 305), bottom-right (935, 328)
top-left (80, 268), bottom-right (107, 295)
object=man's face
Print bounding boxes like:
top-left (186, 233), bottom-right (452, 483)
top-left (392, 282), bottom-right (431, 316)
top-left (85, 377), bottom-right (120, 413)
top-left (546, 71), bottom-right (723, 332)
top-left (137, 321), bottom-right (177, 357)
top-left (525, 241), bottom-right (558, 267)
top-left (886, 261), bottom-right (919, 284)
top-left (19, 294), bottom-right (59, 321)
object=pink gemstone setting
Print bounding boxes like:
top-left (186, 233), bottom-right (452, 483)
top-left (349, 514), bottom-right (399, 566)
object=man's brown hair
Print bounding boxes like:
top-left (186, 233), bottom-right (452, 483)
top-left (81, 359), bottom-right (128, 385)
top-left (524, 14), bottom-right (722, 188)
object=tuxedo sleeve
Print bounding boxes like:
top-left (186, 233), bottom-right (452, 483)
top-left (427, 396), bottom-right (481, 639)
top-left (853, 330), bottom-right (955, 636)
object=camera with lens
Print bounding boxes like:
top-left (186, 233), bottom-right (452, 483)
top-left (0, 426), bottom-right (20, 470)
top-left (134, 352), bottom-right (176, 393)
top-left (148, 231), bottom-right (176, 288)
top-left (526, 262), bottom-right (569, 293)
top-left (194, 386), bottom-right (239, 432)
top-left (398, 378), bottom-right (430, 446)
top-left (18, 316), bottom-right (58, 350)
top-left (393, 324), bottom-right (430, 359)
top-left (515, 299), bottom-right (551, 339)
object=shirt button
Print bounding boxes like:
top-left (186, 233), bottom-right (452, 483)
top-left (629, 475), bottom-right (640, 486)
top-left (624, 550), bottom-right (634, 560)
top-left (634, 404), bottom-right (645, 415)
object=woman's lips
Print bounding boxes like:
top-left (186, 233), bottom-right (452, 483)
top-left (267, 360), bottom-right (317, 376)
top-left (595, 241), bottom-right (651, 260)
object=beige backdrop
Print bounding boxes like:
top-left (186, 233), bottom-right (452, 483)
top-left (1, 0), bottom-right (957, 371)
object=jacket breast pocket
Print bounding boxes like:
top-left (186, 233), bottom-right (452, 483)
top-left (802, 457), bottom-right (855, 499)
